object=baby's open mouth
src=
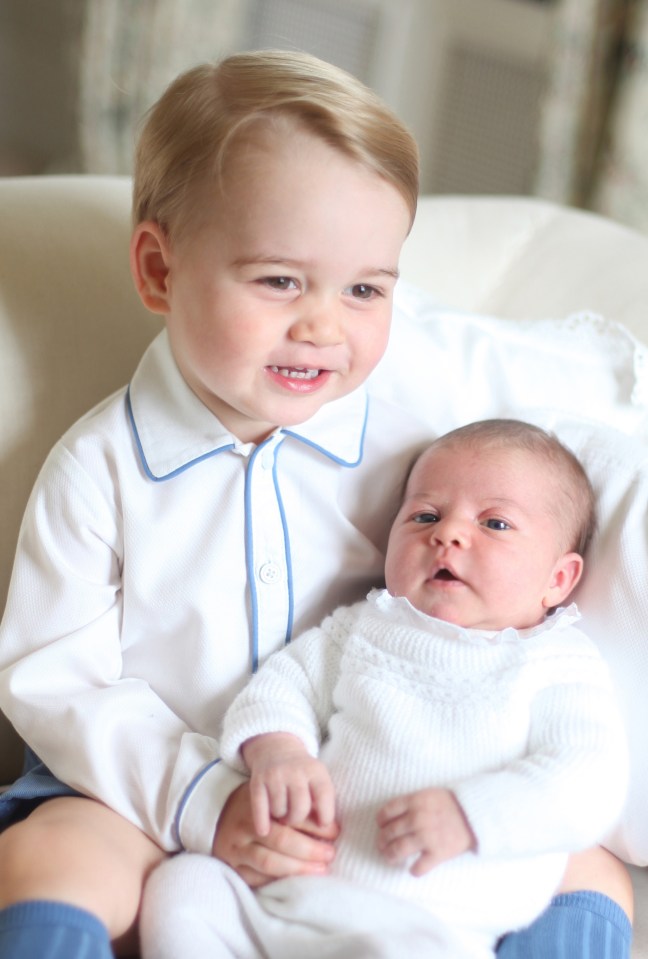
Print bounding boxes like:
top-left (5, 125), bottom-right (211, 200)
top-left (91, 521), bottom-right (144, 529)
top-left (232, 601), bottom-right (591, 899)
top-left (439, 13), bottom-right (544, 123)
top-left (269, 366), bottom-right (320, 380)
top-left (434, 568), bottom-right (458, 581)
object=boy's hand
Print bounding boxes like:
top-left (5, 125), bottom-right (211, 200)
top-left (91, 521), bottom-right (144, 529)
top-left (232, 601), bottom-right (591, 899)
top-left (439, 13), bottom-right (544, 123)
top-left (376, 787), bottom-right (476, 876)
top-left (212, 781), bottom-right (339, 888)
top-left (242, 732), bottom-right (336, 837)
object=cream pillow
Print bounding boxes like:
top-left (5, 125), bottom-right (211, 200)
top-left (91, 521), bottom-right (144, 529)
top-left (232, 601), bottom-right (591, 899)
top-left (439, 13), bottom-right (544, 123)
top-left (369, 282), bottom-right (648, 440)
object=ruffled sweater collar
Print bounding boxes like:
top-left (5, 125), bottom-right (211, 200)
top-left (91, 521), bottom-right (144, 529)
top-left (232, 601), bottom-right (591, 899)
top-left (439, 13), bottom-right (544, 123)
top-left (367, 588), bottom-right (580, 647)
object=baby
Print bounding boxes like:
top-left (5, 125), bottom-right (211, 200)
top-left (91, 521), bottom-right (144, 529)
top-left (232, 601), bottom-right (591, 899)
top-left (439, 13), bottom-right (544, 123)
top-left (141, 419), bottom-right (628, 959)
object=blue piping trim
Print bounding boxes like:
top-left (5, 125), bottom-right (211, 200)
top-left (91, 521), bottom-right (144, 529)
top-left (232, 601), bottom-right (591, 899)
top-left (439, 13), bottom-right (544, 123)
top-left (272, 442), bottom-right (294, 645)
top-left (173, 758), bottom-right (221, 849)
top-left (280, 395), bottom-right (370, 468)
top-left (245, 442), bottom-right (270, 673)
top-left (126, 387), bottom-right (235, 481)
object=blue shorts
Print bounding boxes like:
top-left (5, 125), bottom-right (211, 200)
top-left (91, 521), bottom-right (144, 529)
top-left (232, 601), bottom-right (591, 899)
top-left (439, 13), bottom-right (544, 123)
top-left (0, 747), bottom-right (81, 831)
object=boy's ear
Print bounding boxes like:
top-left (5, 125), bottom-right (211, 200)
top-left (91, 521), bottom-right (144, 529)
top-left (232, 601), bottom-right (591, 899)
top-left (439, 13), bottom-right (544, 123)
top-left (542, 552), bottom-right (584, 610)
top-left (130, 222), bottom-right (172, 315)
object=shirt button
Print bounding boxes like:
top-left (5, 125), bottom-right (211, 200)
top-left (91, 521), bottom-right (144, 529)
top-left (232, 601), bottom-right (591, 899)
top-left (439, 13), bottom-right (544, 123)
top-left (258, 562), bottom-right (282, 584)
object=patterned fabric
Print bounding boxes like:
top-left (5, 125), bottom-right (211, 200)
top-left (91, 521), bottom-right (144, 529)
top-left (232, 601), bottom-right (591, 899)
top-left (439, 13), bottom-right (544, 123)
top-left (534, 0), bottom-right (628, 207)
top-left (78, 0), bottom-right (242, 173)
top-left (594, 2), bottom-right (648, 231)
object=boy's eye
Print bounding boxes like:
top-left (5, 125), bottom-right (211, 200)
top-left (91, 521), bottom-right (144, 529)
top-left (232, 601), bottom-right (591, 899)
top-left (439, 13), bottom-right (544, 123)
top-left (483, 518), bottom-right (510, 531)
top-left (263, 276), bottom-right (297, 291)
top-left (346, 283), bottom-right (379, 300)
top-left (413, 512), bottom-right (439, 524)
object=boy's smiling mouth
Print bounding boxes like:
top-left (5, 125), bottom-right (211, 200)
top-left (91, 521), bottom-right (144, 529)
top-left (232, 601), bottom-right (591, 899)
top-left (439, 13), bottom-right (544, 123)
top-left (265, 365), bottom-right (332, 394)
top-left (269, 366), bottom-right (320, 380)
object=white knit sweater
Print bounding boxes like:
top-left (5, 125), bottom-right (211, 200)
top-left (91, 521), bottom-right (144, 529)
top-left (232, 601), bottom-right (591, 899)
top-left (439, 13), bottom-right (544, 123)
top-left (221, 590), bottom-right (628, 939)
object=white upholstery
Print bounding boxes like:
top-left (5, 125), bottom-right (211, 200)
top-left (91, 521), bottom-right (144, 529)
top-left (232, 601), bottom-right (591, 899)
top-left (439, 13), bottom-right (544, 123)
top-left (0, 176), bottom-right (646, 953)
top-left (401, 194), bottom-right (648, 338)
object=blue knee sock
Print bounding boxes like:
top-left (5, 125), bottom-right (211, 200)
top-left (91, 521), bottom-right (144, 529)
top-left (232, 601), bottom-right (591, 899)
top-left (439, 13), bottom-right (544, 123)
top-left (497, 891), bottom-right (632, 959)
top-left (0, 900), bottom-right (113, 959)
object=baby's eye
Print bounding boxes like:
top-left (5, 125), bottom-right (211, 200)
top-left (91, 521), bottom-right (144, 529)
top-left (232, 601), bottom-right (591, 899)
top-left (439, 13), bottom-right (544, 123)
top-left (263, 276), bottom-right (297, 291)
top-left (346, 283), bottom-right (380, 300)
top-left (413, 512), bottom-right (439, 524)
top-left (483, 518), bottom-right (510, 531)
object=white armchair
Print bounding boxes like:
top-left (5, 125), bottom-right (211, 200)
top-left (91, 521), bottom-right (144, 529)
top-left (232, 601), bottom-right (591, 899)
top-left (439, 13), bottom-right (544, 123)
top-left (0, 176), bottom-right (647, 954)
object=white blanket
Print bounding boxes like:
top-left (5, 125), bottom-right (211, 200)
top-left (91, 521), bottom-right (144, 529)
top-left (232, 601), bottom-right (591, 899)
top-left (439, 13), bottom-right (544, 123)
top-left (141, 854), bottom-right (493, 959)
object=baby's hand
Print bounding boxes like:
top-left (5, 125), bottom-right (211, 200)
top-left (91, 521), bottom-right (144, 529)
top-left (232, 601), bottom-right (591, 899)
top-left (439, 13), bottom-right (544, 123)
top-left (242, 733), bottom-right (336, 837)
top-left (376, 787), bottom-right (476, 876)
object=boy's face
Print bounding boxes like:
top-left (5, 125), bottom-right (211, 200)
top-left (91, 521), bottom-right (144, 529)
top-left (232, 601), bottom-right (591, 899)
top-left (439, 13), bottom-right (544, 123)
top-left (384, 443), bottom-right (582, 631)
top-left (134, 128), bottom-right (411, 443)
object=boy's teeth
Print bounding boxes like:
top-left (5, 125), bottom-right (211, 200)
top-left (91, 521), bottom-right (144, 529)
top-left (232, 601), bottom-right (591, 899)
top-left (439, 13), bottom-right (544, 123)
top-left (271, 366), bottom-right (319, 380)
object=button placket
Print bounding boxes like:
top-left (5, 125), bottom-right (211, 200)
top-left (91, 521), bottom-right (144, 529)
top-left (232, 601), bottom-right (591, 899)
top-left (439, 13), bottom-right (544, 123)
top-left (246, 437), bottom-right (291, 659)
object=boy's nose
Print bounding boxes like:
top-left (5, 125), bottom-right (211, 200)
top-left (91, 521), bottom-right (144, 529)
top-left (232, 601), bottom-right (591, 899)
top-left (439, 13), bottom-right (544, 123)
top-left (289, 302), bottom-right (345, 346)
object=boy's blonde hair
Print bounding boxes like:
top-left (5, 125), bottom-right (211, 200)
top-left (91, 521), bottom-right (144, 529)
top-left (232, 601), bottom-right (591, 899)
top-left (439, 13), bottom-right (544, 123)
top-left (417, 419), bottom-right (597, 557)
top-left (133, 49), bottom-right (419, 241)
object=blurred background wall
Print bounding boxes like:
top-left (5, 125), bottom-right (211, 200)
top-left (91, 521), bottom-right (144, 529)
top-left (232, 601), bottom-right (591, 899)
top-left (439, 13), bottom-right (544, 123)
top-left (1, 0), bottom-right (645, 230)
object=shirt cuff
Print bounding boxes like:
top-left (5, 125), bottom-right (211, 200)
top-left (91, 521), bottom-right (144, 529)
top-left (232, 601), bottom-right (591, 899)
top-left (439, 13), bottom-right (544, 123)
top-left (175, 759), bottom-right (249, 854)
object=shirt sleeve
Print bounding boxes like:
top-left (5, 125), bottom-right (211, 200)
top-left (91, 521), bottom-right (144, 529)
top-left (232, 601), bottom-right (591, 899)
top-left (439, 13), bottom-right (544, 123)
top-left (452, 645), bottom-right (629, 858)
top-left (0, 443), bottom-right (240, 854)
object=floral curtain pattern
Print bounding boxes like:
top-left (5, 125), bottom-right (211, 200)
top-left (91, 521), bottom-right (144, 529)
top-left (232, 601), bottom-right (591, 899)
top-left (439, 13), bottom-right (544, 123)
top-left (534, 0), bottom-right (631, 208)
top-left (79, 0), bottom-right (244, 173)
top-left (594, 1), bottom-right (648, 230)
top-left (534, 0), bottom-right (648, 234)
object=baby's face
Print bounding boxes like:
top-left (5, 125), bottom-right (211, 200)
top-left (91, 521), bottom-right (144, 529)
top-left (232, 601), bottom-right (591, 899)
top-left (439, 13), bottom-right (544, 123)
top-left (384, 442), bottom-right (578, 631)
top-left (158, 127), bottom-right (411, 444)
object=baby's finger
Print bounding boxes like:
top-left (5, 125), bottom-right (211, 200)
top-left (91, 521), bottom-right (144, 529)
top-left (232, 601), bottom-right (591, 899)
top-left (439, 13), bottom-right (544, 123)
top-left (249, 779), bottom-right (273, 836)
top-left (311, 778), bottom-right (336, 826)
top-left (376, 794), bottom-right (409, 827)
top-left (265, 779), bottom-right (291, 823)
top-left (409, 850), bottom-right (438, 877)
top-left (378, 828), bottom-right (420, 865)
top-left (286, 783), bottom-right (313, 825)
top-left (376, 809), bottom-right (411, 848)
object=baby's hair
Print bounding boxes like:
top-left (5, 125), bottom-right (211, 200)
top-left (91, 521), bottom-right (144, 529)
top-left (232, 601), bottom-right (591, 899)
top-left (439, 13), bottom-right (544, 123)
top-left (133, 49), bottom-right (419, 241)
top-left (414, 419), bottom-right (596, 557)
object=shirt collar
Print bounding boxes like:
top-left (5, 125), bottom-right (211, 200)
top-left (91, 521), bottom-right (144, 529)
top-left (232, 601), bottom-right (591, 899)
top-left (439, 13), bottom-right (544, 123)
top-left (127, 331), bottom-right (369, 481)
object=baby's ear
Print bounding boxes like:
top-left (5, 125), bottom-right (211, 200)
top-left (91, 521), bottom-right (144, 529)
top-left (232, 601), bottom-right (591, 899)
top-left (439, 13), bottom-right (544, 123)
top-left (542, 552), bottom-right (584, 610)
top-left (130, 222), bottom-right (172, 315)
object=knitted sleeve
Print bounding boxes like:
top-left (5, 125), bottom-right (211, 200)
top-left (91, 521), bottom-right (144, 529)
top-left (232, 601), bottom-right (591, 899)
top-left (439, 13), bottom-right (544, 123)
top-left (452, 643), bottom-right (629, 858)
top-left (219, 603), bottom-right (358, 772)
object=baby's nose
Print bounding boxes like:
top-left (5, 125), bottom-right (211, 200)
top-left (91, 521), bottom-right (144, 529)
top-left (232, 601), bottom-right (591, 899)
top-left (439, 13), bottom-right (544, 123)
top-left (431, 518), bottom-right (469, 547)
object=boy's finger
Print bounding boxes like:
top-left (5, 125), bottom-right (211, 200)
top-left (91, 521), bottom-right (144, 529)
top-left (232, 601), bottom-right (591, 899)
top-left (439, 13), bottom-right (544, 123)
top-left (264, 819), bottom-right (337, 863)
top-left (240, 823), bottom-right (337, 882)
top-left (293, 815), bottom-right (340, 842)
